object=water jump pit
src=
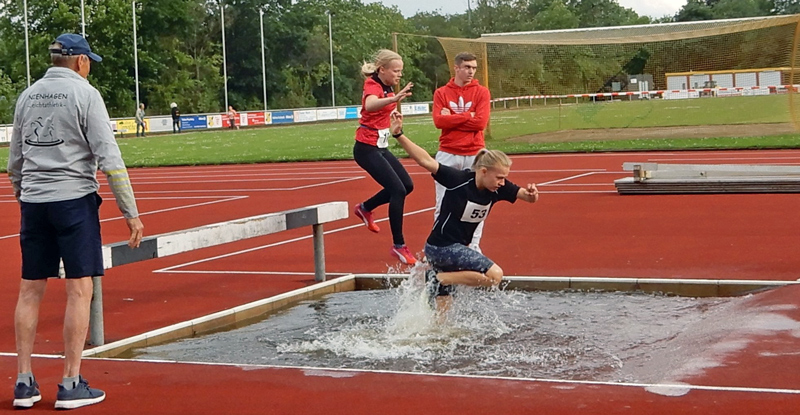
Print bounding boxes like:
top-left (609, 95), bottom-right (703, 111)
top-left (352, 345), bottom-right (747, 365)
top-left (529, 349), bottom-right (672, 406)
top-left (112, 270), bottom-right (797, 386)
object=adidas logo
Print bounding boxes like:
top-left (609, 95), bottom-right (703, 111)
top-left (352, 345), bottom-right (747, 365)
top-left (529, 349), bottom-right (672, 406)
top-left (449, 96), bottom-right (473, 114)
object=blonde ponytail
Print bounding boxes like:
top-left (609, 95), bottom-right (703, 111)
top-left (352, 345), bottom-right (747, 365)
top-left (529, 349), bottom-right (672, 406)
top-left (361, 62), bottom-right (378, 76)
top-left (472, 149), bottom-right (512, 171)
top-left (361, 49), bottom-right (403, 77)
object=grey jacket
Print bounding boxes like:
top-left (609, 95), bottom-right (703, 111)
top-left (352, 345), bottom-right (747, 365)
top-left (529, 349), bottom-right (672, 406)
top-left (7, 67), bottom-right (139, 218)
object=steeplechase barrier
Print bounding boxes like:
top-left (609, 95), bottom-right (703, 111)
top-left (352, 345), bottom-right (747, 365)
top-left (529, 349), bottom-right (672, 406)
top-left (89, 201), bottom-right (349, 346)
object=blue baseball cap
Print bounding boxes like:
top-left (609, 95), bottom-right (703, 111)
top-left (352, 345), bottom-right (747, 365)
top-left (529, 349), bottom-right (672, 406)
top-left (50, 34), bottom-right (102, 62)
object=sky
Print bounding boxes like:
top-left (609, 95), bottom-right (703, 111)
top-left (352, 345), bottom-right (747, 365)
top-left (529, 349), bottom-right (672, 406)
top-left (371, 0), bottom-right (687, 19)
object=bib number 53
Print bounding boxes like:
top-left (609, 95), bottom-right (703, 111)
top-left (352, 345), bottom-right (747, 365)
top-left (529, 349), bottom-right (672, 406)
top-left (470, 208), bottom-right (488, 219)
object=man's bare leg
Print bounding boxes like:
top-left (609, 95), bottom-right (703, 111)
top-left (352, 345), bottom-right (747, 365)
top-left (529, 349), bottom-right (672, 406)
top-left (15, 280), bottom-right (47, 374)
top-left (63, 277), bottom-right (93, 378)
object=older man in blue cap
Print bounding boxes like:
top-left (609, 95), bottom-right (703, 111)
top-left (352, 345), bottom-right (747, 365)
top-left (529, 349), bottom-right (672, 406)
top-left (8, 33), bottom-right (144, 410)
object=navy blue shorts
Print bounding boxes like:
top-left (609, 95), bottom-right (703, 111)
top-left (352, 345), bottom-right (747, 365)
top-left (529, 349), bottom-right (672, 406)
top-left (19, 192), bottom-right (104, 280)
top-left (424, 243), bottom-right (494, 274)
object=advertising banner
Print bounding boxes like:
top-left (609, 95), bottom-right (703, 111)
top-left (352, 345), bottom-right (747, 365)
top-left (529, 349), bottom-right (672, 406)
top-left (207, 114), bottom-right (223, 129)
top-left (271, 111), bottom-right (294, 124)
top-left (412, 103), bottom-right (430, 114)
top-left (294, 110), bottom-right (317, 123)
top-left (317, 108), bottom-right (337, 121)
top-left (148, 116), bottom-right (174, 133)
top-left (247, 112), bottom-right (266, 126)
top-left (0, 126), bottom-right (7, 143)
top-left (115, 119), bottom-right (139, 136)
top-left (400, 103), bottom-right (430, 115)
top-left (264, 112), bottom-right (273, 125)
top-left (343, 107), bottom-right (360, 119)
top-left (222, 114), bottom-right (235, 128)
top-left (180, 115), bottom-right (207, 131)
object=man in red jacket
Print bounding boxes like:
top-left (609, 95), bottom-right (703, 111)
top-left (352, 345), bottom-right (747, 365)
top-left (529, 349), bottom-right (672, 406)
top-left (432, 51), bottom-right (491, 252)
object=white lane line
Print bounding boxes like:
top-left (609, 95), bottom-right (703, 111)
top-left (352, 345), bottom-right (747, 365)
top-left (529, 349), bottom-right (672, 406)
top-left (158, 270), bottom-right (352, 276)
top-left (539, 190), bottom-right (618, 194)
top-left (135, 196), bottom-right (247, 200)
top-left (648, 157), bottom-right (800, 162)
top-left (538, 172), bottom-right (599, 186)
top-left (512, 150), bottom-right (800, 160)
top-left (153, 207), bottom-right (435, 273)
top-left (2, 352), bottom-right (794, 396)
top-left (131, 177), bottom-right (363, 194)
top-left (540, 183), bottom-right (615, 187)
top-left (127, 177), bottom-right (354, 186)
top-left (124, 164), bottom-right (363, 175)
top-left (513, 152), bottom-right (679, 159)
top-left (0, 170), bottom-right (609, 191)
top-left (130, 171), bottom-right (364, 179)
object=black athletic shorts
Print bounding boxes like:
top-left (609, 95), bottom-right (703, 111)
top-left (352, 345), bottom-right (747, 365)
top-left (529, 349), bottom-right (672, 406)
top-left (424, 242), bottom-right (494, 274)
top-left (19, 192), bottom-right (104, 280)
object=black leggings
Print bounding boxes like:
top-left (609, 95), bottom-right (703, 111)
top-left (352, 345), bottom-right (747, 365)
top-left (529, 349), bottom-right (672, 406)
top-left (353, 141), bottom-right (414, 246)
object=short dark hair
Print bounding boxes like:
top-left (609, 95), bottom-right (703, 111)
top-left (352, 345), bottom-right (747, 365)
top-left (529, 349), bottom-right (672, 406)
top-left (49, 42), bottom-right (79, 67)
top-left (454, 52), bottom-right (477, 66)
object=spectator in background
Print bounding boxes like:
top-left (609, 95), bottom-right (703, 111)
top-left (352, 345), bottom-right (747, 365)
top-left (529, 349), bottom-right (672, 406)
top-left (227, 106), bottom-right (239, 130)
top-left (135, 103), bottom-right (146, 137)
top-left (432, 51), bottom-right (491, 253)
top-left (170, 102), bottom-right (180, 133)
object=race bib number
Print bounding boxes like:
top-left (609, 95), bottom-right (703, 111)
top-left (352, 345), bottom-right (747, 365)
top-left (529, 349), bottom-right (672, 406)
top-left (377, 128), bottom-right (390, 148)
top-left (460, 200), bottom-right (491, 223)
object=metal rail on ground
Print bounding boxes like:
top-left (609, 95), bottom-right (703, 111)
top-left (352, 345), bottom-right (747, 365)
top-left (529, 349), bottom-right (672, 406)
top-left (615, 162), bottom-right (800, 194)
top-left (89, 201), bottom-right (349, 346)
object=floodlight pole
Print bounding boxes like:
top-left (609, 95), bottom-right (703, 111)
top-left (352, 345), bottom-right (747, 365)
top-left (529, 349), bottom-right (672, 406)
top-left (260, 9), bottom-right (268, 110)
top-left (23, 0), bottom-right (30, 87)
top-left (220, 1), bottom-right (229, 110)
top-left (327, 11), bottom-right (335, 107)
top-left (132, 0), bottom-right (140, 109)
top-left (81, 0), bottom-right (86, 37)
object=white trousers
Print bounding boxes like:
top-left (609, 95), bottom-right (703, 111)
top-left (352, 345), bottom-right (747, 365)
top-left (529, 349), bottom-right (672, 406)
top-left (434, 151), bottom-right (484, 252)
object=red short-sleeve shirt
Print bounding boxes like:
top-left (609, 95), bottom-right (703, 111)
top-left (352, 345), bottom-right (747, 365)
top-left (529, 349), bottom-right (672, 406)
top-left (356, 74), bottom-right (395, 147)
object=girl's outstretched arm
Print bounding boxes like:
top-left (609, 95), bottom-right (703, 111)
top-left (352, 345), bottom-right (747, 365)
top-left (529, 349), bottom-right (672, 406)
top-left (517, 183), bottom-right (539, 203)
top-left (390, 112), bottom-right (439, 174)
top-left (364, 82), bottom-right (413, 112)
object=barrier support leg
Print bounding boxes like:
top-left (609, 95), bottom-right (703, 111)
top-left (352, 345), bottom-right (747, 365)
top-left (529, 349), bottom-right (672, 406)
top-left (90, 276), bottom-right (104, 346)
top-left (313, 224), bottom-right (326, 282)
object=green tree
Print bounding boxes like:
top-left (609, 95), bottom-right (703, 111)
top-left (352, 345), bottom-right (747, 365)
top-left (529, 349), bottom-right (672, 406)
top-left (532, 0), bottom-right (580, 30)
top-left (0, 69), bottom-right (19, 123)
top-left (712, 0), bottom-right (772, 18)
top-left (675, 0), bottom-right (716, 20)
top-left (566, 0), bottom-right (649, 27)
top-left (771, 0), bottom-right (800, 14)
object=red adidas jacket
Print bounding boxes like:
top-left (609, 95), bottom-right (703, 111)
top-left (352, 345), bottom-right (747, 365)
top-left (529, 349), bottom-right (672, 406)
top-left (432, 78), bottom-right (491, 156)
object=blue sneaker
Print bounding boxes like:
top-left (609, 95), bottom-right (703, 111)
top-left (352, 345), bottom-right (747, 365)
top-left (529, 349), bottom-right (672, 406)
top-left (54, 377), bottom-right (105, 410)
top-left (13, 379), bottom-right (41, 408)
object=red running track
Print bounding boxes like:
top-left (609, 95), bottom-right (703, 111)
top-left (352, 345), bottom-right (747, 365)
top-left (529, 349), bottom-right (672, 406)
top-left (0, 149), bottom-right (799, 413)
